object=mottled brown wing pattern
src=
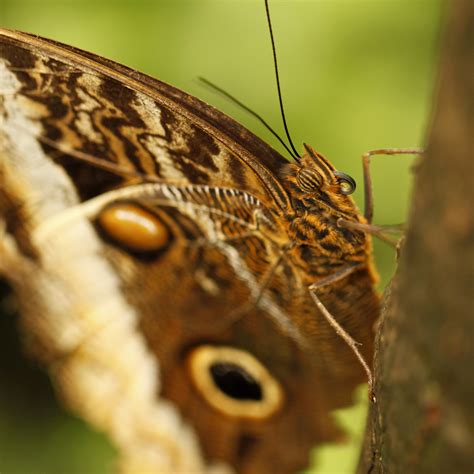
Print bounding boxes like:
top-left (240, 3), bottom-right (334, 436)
top-left (0, 28), bottom-right (379, 474)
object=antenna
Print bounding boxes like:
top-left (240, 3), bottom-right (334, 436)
top-left (198, 77), bottom-right (297, 158)
top-left (264, 0), bottom-right (300, 159)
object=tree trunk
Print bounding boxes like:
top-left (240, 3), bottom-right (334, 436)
top-left (357, 1), bottom-right (474, 473)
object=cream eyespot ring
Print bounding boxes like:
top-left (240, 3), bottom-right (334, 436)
top-left (187, 345), bottom-right (284, 419)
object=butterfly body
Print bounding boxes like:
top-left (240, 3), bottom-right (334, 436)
top-left (0, 28), bottom-right (379, 474)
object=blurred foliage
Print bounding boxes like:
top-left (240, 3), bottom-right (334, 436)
top-left (0, 0), bottom-right (442, 473)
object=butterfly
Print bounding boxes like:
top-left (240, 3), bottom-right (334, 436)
top-left (0, 25), bottom-right (380, 473)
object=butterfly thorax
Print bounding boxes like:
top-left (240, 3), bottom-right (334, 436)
top-left (273, 146), bottom-right (371, 272)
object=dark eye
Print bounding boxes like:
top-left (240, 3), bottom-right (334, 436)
top-left (334, 171), bottom-right (356, 195)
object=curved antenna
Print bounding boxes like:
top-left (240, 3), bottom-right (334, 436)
top-left (198, 77), bottom-right (296, 158)
top-left (264, 0), bottom-right (300, 159)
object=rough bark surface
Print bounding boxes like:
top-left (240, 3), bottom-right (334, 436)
top-left (357, 2), bottom-right (474, 473)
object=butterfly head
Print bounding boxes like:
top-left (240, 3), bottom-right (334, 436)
top-left (283, 144), bottom-right (359, 220)
top-left (295, 144), bottom-right (355, 196)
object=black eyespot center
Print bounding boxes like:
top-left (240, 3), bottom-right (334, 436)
top-left (210, 362), bottom-right (263, 401)
top-left (334, 171), bottom-right (356, 195)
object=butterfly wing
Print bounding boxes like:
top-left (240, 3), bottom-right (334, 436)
top-left (0, 29), bottom-right (378, 474)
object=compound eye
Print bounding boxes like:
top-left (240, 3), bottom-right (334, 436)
top-left (334, 171), bottom-right (356, 195)
top-left (296, 167), bottom-right (323, 193)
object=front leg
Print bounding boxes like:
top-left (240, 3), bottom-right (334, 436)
top-left (308, 263), bottom-right (376, 400)
top-left (338, 148), bottom-right (424, 248)
top-left (361, 148), bottom-right (424, 224)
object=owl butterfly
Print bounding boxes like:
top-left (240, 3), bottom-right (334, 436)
top-left (0, 16), bottom-right (386, 474)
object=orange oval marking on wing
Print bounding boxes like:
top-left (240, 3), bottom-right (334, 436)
top-left (98, 203), bottom-right (169, 252)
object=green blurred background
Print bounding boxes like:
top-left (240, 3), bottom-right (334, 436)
top-left (0, 0), bottom-right (442, 473)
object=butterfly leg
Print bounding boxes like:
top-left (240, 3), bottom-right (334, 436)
top-left (337, 148), bottom-right (424, 248)
top-left (361, 147), bottom-right (424, 224)
top-left (336, 219), bottom-right (403, 247)
top-left (308, 264), bottom-right (376, 400)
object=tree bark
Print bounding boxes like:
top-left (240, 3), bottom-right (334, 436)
top-left (357, 1), bottom-right (474, 473)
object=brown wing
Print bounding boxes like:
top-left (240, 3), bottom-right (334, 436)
top-left (0, 29), bottom-right (378, 474)
top-left (0, 28), bottom-right (291, 209)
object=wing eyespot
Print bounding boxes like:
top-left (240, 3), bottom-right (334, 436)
top-left (187, 345), bottom-right (284, 419)
top-left (97, 202), bottom-right (170, 252)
